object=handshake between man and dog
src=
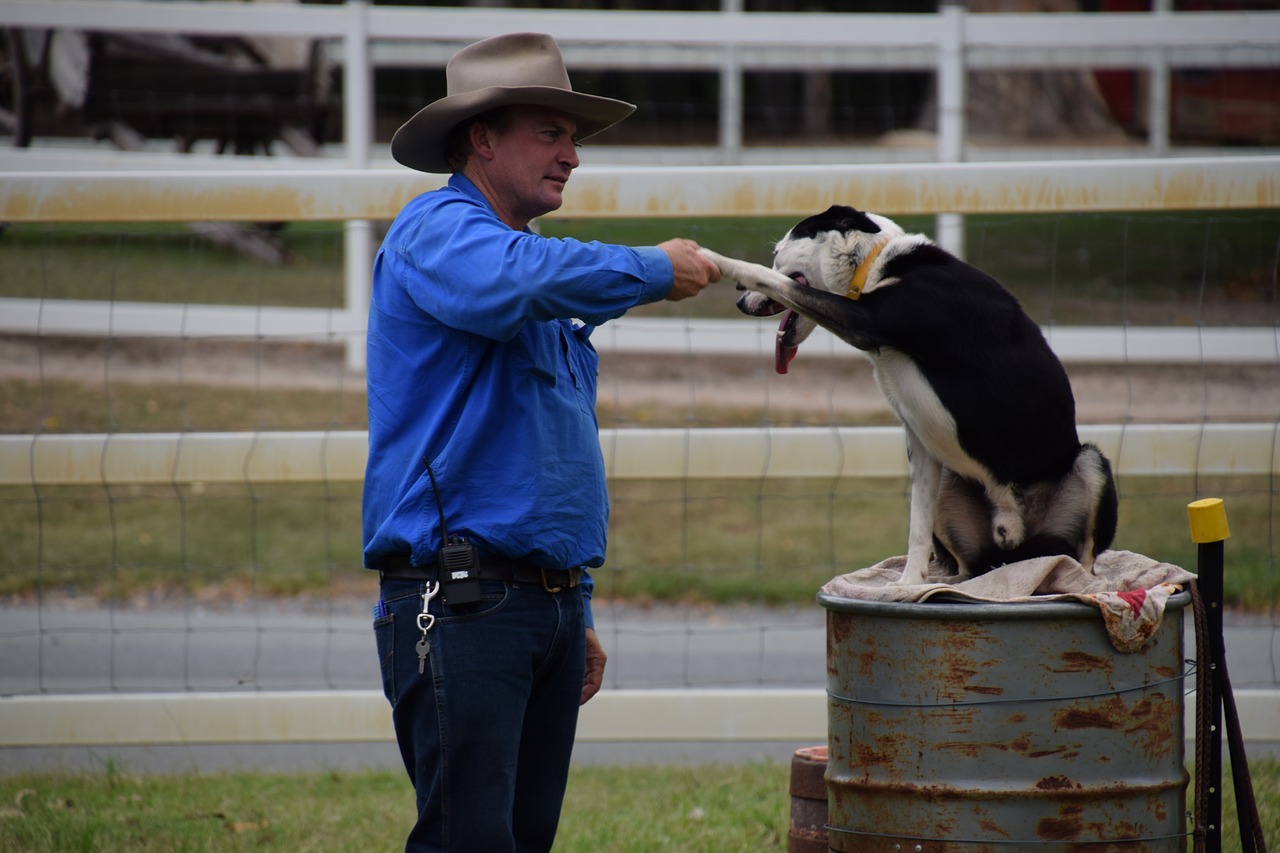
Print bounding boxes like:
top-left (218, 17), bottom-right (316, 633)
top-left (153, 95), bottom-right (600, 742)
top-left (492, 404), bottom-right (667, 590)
top-left (700, 205), bottom-right (1117, 586)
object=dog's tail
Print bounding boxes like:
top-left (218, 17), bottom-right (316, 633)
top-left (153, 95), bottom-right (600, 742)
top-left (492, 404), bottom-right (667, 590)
top-left (1079, 443), bottom-right (1119, 565)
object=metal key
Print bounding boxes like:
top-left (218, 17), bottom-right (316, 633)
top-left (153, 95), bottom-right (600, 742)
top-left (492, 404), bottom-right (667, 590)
top-left (416, 637), bottom-right (430, 674)
top-left (413, 581), bottom-right (439, 676)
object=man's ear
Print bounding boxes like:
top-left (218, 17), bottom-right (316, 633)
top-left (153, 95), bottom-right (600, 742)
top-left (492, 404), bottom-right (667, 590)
top-left (469, 121), bottom-right (497, 162)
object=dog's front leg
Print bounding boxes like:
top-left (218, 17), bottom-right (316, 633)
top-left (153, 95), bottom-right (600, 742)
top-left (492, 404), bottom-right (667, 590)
top-left (699, 248), bottom-right (795, 296)
top-left (898, 428), bottom-right (941, 586)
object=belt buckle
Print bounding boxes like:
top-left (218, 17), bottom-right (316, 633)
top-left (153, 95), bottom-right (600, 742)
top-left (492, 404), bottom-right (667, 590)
top-left (540, 563), bottom-right (581, 591)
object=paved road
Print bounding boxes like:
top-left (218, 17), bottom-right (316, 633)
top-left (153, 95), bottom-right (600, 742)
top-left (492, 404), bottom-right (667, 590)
top-left (1, 601), bottom-right (1275, 773)
top-left (2, 600), bottom-right (1276, 695)
top-left (0, 601), bottom-right (833, 695)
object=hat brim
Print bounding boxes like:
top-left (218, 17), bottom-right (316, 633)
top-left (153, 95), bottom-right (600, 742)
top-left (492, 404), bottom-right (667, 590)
top-left (391, 86), bottom-right (636, 173)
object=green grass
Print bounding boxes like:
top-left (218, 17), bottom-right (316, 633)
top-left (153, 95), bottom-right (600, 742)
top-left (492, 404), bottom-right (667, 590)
top-left (0, 482), bottom-right (365, 601)
top-left (0, 759), bottom-right (1275, 852)
top-left (1, 474), bottom-right (1274, 610)
top-left (0, 763), bottom-right (787, 852)
top-left (0, 222), bottom-right (348, 309)
top-left (3, 211), bottom-right (1277, 325)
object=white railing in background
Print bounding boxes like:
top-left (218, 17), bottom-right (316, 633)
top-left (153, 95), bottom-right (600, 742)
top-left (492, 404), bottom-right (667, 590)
top-left (3, 423), bottom-right (1277, 490)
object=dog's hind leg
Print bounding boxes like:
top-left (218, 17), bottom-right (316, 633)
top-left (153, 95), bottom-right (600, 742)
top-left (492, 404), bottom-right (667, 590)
top-left (1037, 444), bottom-right (1118, 575)
top-left (898, 428), bottom-right (941, 586)
top-left (934, 470), bottom-right (995, 578)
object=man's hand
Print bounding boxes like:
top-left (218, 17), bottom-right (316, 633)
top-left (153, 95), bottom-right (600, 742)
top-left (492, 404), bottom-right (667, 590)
top-left (581, 627), bottom-right (607, 705)
top-left (659, 238), bottom-right (721, 301)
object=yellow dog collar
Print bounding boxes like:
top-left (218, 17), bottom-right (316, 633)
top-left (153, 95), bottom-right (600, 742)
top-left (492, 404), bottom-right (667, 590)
top-left (847, 243), bottom-right (884, 300)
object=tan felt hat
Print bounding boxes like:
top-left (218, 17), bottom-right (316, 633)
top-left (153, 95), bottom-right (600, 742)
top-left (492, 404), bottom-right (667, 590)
top-left (390, 32), bottom-right (636, 173)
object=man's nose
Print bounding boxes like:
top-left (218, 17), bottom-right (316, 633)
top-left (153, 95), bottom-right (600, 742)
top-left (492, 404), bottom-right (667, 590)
top-left (560, 141), bottom-right (580, 170)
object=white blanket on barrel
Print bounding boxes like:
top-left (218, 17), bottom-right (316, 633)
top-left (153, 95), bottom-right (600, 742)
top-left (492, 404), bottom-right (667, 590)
top-left (819, 550), bottom-right (1197, 653)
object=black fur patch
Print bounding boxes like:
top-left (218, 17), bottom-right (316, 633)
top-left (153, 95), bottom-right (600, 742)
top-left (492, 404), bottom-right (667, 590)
top-left (788, 205), bottom-right (880, 241)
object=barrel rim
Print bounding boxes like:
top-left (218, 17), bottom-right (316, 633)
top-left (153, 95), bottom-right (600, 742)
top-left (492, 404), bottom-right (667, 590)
top-left (816, 589), bottom-right (1190, 620)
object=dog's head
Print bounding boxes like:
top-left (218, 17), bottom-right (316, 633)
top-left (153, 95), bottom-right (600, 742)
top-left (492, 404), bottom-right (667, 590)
top-left (738, 205), bottom-right (902, 373)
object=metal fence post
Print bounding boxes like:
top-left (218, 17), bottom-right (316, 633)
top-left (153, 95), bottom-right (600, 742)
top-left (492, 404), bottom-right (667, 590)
top-left (343, 0), bottom-right (373, 373)
top-left (720, 0), bottom-right (743, 164)
top-left (937, 2), bottom-right (966, 260)
top-left (1150, 0), bottom-right (1172, 156)
top-left (1188, 496), bottom-right (1230, 853)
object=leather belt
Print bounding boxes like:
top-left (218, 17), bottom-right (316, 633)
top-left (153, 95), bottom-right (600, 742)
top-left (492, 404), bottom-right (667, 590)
top-left (378, 554), bottom-right (581, 593)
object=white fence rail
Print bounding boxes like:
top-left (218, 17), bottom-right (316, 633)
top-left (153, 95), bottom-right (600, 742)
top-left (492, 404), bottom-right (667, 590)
top-left (5, 158), bottom-right (1278, 223)
top-left (4, 689), bottom-right (1277, 756)
top-left (3, 423), bottom-right (1278, 489)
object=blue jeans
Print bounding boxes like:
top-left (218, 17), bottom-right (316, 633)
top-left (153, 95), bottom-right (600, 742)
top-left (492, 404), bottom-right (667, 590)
top-left (374, 577), bottom-right (586, 853)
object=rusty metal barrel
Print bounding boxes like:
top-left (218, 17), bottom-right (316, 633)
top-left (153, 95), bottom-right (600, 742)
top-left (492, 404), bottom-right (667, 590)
top-left (818, 593), bottom-right (1190, 852)
top-left (788, 745), bottom-right (830, 853)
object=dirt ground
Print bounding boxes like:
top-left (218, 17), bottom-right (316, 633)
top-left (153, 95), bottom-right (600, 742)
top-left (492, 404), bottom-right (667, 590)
top-left (3, 334), bottom-right (1278, 426)
top-left (597, 352), bottom-right (1280, 425)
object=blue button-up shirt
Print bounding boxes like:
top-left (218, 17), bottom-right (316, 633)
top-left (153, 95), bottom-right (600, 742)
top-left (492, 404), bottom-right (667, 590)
top-left (362, 174), bottom-right (673, 626)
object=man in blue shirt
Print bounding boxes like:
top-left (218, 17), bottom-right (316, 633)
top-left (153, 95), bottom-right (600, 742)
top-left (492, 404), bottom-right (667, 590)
top-left (364, 32), bottom-right (719, 852)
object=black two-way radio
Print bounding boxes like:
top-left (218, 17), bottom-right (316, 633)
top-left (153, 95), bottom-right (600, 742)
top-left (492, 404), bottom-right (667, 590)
top-left (425, 460), bottom-right (482, 606)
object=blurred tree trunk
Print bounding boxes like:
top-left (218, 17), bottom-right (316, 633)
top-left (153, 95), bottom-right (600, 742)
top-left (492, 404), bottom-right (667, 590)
top-left (917, 0), bottom-right (1125, 141)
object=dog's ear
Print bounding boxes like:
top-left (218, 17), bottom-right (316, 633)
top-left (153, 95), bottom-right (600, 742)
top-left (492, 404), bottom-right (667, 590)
top-left (816, 205), bottom-right (881, 235)
top-left (793, 206), bottom-right (880, 241)
top-left (831, 207), bottom-right (881, 235)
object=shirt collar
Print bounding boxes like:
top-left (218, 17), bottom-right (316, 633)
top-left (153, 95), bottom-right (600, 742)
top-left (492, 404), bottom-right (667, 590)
top-left (447, 172), bottom-right (538, 235)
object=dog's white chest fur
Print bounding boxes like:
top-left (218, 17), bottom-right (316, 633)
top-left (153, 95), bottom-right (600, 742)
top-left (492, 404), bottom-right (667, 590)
top-left (871, 349), bottom-right (987, 484)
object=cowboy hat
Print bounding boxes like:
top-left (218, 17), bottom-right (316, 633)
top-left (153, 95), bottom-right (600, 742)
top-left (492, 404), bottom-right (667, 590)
top-left (391, 32), bottom-right (636, 174)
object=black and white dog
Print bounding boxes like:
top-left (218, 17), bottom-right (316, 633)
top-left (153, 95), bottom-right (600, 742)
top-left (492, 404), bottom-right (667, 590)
top-left (701, 205), bottom-right (1117, 585)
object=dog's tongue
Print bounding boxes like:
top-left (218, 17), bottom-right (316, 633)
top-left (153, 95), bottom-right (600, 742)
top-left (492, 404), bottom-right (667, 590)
top-left (775, 310), bottom-right (799, 374)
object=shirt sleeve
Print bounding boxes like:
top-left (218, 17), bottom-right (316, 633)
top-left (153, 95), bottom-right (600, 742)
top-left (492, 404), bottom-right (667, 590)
top-left (387, 196), bottom-right (673, 341)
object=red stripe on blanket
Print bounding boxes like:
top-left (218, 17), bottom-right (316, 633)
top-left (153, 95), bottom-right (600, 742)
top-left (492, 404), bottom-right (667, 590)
top-left (1117, 588), bottom-right (1148, 617)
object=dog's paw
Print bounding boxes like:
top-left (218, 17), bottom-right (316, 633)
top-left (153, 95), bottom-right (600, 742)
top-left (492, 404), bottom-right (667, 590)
top-left (893, 558), bottom-right (930, 586)
top-left (697, 249), bottom-right (791, 295)
top-left (696, 249), bottom-right (738, 284)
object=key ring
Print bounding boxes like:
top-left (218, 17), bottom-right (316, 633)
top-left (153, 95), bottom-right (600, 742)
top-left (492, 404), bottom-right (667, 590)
top-left (417, 580), bottom-right (440, 634)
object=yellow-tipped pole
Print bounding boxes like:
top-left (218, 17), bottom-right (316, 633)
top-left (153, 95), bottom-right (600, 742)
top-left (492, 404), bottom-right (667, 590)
top-left (1188, 497), bottom-right (1230, 545)
top-left (1188, 498), bottom-right (1229, 853)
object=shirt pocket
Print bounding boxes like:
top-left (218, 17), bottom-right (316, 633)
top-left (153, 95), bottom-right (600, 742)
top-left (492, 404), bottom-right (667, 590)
top-left (513, 323), bottom-right (558, 387)
top-left (564, 323), bottom-right (600, 416)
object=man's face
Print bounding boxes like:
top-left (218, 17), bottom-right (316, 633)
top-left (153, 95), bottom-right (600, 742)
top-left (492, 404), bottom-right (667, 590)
top-left (479, 105), bottom-right (581, 227)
